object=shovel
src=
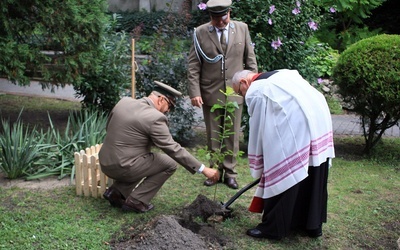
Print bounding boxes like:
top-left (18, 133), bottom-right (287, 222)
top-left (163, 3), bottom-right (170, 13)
top-left (222, 177), bottom-right (261, 210)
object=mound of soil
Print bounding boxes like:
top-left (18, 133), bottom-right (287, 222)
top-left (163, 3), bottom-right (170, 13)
top-left (112, 194), bottom-right (233, 250)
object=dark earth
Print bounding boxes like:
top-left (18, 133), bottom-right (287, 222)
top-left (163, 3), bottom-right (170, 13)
top-left (111, 194), bottom-right (233, 250)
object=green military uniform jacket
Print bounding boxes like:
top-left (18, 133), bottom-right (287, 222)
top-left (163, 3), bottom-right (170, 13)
top-left (99, 97), bottom-right (201, 174)
top-left (187, 20), bottom-right (258, 106)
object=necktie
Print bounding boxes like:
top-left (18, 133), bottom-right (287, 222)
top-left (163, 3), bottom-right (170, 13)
top-left (219, 29), bottom-right (227, 53)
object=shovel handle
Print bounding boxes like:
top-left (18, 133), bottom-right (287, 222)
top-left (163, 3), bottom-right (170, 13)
top-left (222, 178), bottom-right (261, 209)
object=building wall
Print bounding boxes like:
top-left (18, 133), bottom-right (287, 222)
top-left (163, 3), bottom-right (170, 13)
top-left (108, 0), bottom-right (199, 12)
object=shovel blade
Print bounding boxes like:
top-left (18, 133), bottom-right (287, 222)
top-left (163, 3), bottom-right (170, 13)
top-left (222, 178), bottom-right (260, 209)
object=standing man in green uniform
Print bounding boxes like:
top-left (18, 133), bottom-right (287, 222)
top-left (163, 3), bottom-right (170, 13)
top-left (188, 0), bottom-right (258, 189)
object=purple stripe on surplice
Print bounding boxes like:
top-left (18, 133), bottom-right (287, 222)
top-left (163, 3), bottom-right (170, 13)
top-left (310, 131), bottom-right (334, 155)
top-left (249, 131), bottom-right (333, 188)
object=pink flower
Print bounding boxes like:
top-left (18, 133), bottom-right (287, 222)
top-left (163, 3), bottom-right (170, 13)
top-left (296, 1), bottom-right (301, 7)
top-left (271, 38), bottom-right (282, 50)
top-left (268, 18), bottom-right (273, 25)
top-left (197, 2), bottom-right (207, 10)
top-left (292, 8), bottom-right (300, 15)
top-left (317, 78), bottom-right (323, 84)
top-left (269, 5), bottom-right (276, 14)
top-left (308, 21), bottom-right (318, 31)
top-left (329, 7), bottom-right (336, 13)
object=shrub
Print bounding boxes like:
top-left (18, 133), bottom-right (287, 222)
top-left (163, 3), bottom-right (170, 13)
top-left (0, 116), bottom-right (47, 179)
top-left (0, 0), bottom-right (108, 87)
top-left (313, 0), bottom-right (385, 52)
top-left (230, 0), bottom-right (323, 77)
top-left (26, 109), bottom-right (108, 181)
top-left (134, 40), bottom-right (198, 142)
top-left (74, 14), bottom-right (132, 112)
top-left (0, 108), bottom-right (108, 180)
top-left (114, 11), bottom-right (170, 36)
top-left (187, 8), bottom-right (210, 30)
top-left (301, 38), bottom-right (339, 79)
top-left (132, 4), bottom-right (198, 142)
top-left (332, 34), bottom-right (400, 154)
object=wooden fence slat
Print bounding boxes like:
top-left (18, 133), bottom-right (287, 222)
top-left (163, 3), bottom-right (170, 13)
top-left (83, 154), bottom-right (90, 197)
top-left (99, 161), bottom-right (107, 196)
top-left (90, 155), bottom-right (97, 198)
top-left (74, 143), bottom-right (111, 198)
top-left (74, 153), bottom-right (82, 195)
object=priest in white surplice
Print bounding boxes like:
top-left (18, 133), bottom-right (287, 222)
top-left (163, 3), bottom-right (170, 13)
top-left (232, 69), bottom-right (335, 240)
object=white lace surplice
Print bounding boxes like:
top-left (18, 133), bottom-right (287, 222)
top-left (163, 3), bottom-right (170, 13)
top-left (246, 70), bottom-right (335, 201)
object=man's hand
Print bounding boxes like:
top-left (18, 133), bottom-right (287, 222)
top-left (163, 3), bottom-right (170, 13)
top-left (202, 167), bottom-right (220, 182)
top-left (191, 96), bottom-right (204, 108)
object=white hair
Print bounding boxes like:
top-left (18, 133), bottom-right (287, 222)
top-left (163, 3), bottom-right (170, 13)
top-left (232, 70), bottom-right (252, 89)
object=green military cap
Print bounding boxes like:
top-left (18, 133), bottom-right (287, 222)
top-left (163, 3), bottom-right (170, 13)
top-left (153, 81), bottom-right (182, 107)
top-left (207, 0), bottom-right (232, 16)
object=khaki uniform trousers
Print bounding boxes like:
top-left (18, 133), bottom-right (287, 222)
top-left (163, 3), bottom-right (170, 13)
top-left (102, 152), bottom-right (177, 205)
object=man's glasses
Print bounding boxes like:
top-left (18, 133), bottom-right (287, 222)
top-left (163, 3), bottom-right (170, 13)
top-left (237, 82), bottom-right (244, 96)
top-left (211, 14), bottom-right (228, 21)
top-left (161, 96), bottom-right (173, 110)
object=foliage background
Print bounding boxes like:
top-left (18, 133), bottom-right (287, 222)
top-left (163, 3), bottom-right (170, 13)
top-left (313, 0), bottom-right (387, 52)
top-left (231, 0), bottom-right (323, 82)
top-left (0, 0), bottom-right (108, 86)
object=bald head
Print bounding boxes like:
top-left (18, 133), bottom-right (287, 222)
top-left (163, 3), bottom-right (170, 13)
top-left (232, 70), bottom-right (256, 96)
top-left (232, 70), bottom-right (252, 89)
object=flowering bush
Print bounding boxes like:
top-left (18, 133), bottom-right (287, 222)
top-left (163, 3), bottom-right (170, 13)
top-left (313, 0), bottom-right (385, 52)
top-left (197, 2), bottom-right (207, 10)
top-left (196, 0), bottom-right (338, 141)
top-left (229, 0), bottom-right (327, 81)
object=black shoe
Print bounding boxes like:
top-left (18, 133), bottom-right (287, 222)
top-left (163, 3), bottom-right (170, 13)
top-left (224, 177), bottom-right (238, 189)
top-left (307, 227), bottom-right (322, 238)
top-left (204, 178), bottom-right (219, 186)
top-left (246, 228), bottom-right (282, 240)
top-left (103, 187), bottom-right (125, 208)
top-left (122, 196), bottom-right (154, 213)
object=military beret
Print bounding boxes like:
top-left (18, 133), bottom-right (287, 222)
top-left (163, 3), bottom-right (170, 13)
top-left (153, 81), bottom-right (182, 107)
top-left (207, 0), bottom-right (232, 16)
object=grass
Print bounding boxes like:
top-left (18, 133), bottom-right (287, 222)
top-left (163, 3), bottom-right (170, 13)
top-left (0, 95), bottom-right (399, 249)
top-left (0, 94), bottom-right (81, 112)
top-left (0, 94), bottom-right (81, 131)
